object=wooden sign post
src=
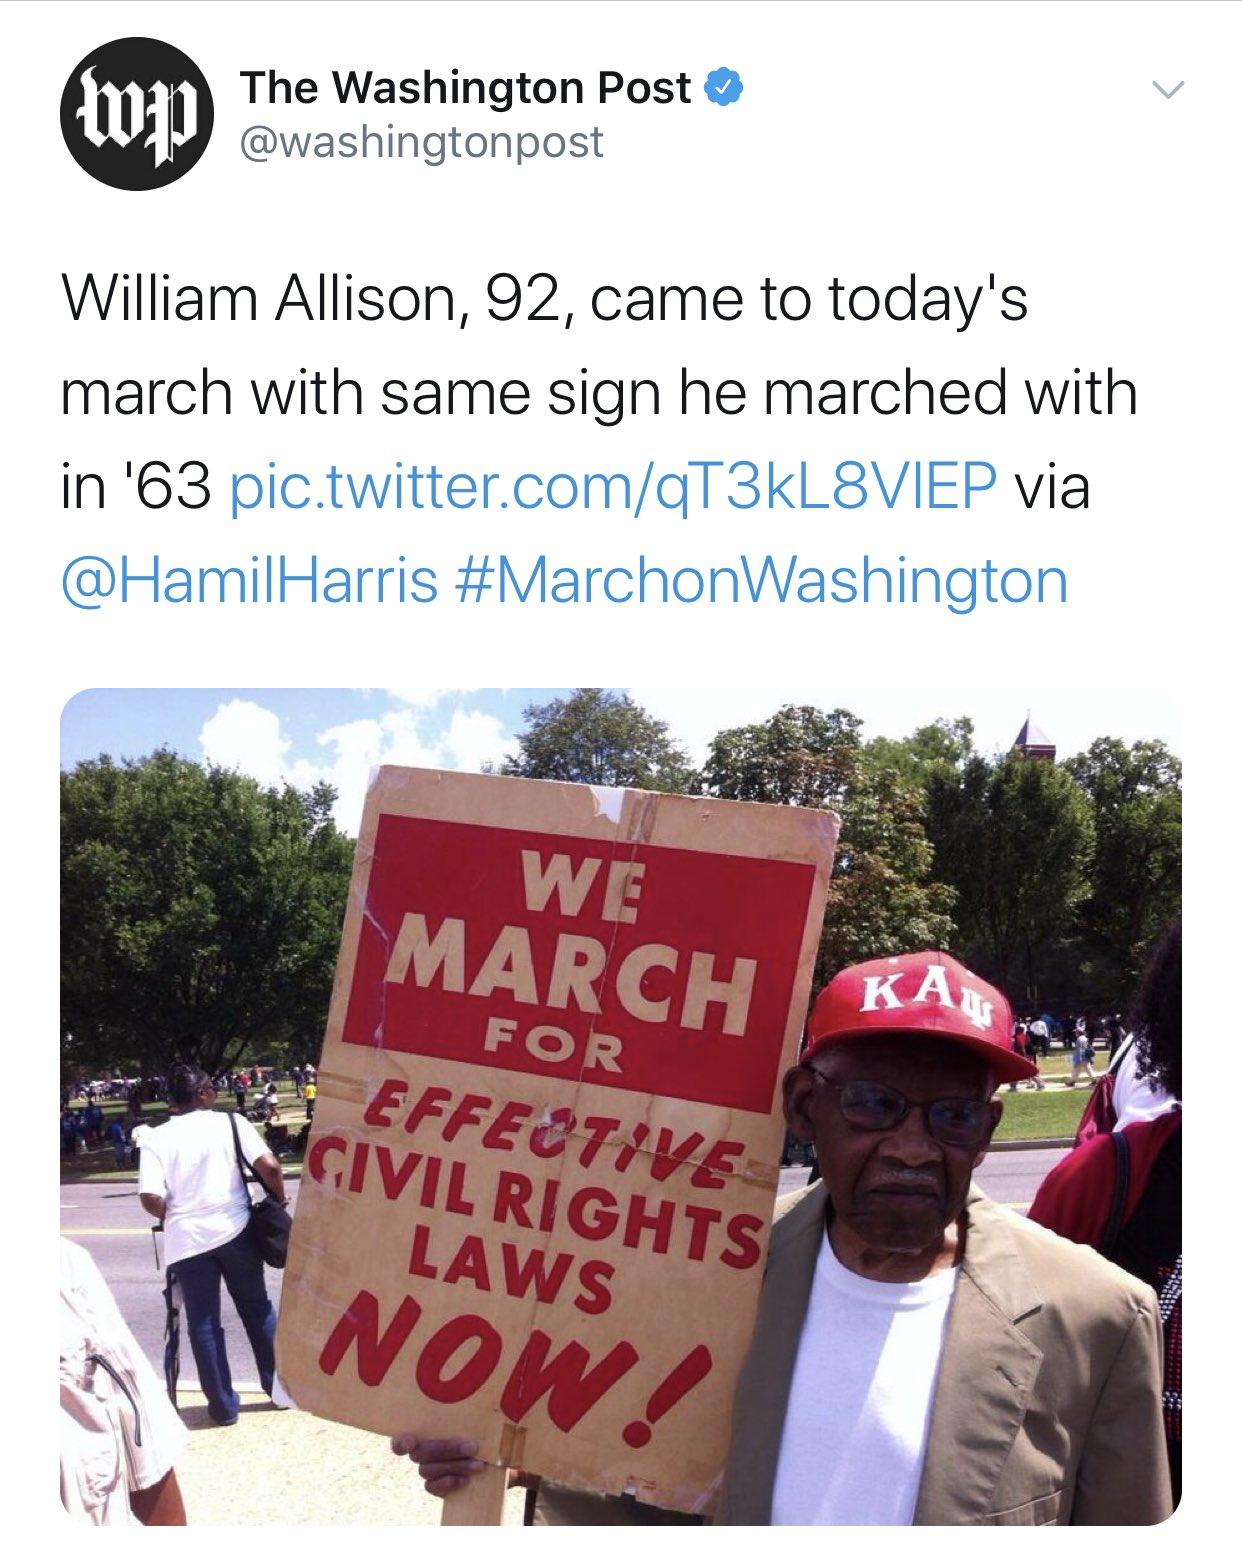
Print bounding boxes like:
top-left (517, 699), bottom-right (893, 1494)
top-left (438, 1465), bottom-right (508, 1526)
top-left (276, 768), bottom-right (837, 1522)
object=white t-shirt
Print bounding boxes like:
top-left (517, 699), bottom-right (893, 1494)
top-left (137, 1110), bottom-right (268, 1266)
top-left (771, 1233), bottom-right (958, 1525)
top-left (1111, 1035), bottom-right (1180, 1127)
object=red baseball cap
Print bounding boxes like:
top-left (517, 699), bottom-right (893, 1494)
top-left (804, 950), bottom-right (1038, 1084)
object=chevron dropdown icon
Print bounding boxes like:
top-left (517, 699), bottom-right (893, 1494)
top-left (1152, 80), bottom-right (1184, 98)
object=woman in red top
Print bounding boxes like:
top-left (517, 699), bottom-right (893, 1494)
top-left (1029, 921), bottom-right (1181, 1506)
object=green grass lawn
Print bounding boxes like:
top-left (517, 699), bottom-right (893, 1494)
top-left (989, 1049), bottom-right (1100, 1140)
top-left (992, 1085), bottom-right (1090, 1142)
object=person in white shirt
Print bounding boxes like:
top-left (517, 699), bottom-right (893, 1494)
top-left (138, 1063), bottom-right (288, 1425)
top-left (1069, 1024), bottom-right (1098, 1086)
top-left (60, 1237), bottom-right (188, 1523)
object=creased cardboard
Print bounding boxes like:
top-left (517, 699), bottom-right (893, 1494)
top-left (276, 767), bottom-right (838, 1513)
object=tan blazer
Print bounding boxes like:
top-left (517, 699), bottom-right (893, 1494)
top-left (716, 1182), bottom-right (1172, 1525)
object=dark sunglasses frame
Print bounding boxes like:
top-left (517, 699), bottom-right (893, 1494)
top-left (807, 1071), bottom-right (994, 1147)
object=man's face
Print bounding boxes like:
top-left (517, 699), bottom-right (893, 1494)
top-left (783, 1033), bottom-right (1001, 1258)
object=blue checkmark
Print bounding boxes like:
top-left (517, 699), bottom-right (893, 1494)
top-left (704, 66), bottom-right (743, 107)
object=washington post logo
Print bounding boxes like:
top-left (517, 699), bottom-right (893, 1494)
top-left (60, 38), bottom-right (213, 190)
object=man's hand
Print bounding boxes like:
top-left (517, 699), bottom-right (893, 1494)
top-left (390, 1435), bottom-right (488, 1496)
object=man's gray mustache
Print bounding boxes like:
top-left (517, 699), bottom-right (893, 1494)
top-left (868, 1171), bottom-right (941, 1191)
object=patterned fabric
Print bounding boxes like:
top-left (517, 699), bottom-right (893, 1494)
top-left (1156, 1255), bottom-right (1182, 1442)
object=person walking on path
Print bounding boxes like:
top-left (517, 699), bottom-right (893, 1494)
top-left (304, 1075), bottom-right (318, 1121)
top-left (138, 1063), bottom-right (289, 1426)
top-left (1007, 1020), bottom-right (1034, 1091)
top-left (1022, 1018), bottom-right (1047, 1090)
top-left (1068, 1022), bottom-right (1097, 1087)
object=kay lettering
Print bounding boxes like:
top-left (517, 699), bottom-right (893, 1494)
top-left (860, 963), bottom-right (994, 1030)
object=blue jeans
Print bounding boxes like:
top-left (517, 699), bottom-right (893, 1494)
top-left (174, 1224), bottom-right (276, 1423)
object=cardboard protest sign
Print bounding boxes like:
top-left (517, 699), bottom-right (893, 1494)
top-left (276, 767), bottom-right (837, 1513)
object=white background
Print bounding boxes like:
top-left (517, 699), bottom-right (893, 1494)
top-left (8, 0), bottom-right (1237, 1540)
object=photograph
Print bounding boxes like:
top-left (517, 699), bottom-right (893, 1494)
top-left (60, 687), bottom-right (1181, 1524)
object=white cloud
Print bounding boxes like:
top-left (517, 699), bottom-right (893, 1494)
top-left (384, 689), bottom-right (455, 708)
top-left (196, 696), bottom-right (517, 835)
top-left (442, 709), bottom-right (519, 772)
top-left (199, 699), bottom-right (292, 787)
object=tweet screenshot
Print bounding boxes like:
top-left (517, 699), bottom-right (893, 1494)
top-left (25, 0), bottom-right (1234, 1534)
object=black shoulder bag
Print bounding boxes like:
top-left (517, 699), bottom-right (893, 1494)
top-left (1099, 1127), bottom-right (1131, 1257)
top-left (229, 1111), bottom-right (292, 1268)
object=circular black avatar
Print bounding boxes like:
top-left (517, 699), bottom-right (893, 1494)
top-left (60, 37), bottom-right (213, 190)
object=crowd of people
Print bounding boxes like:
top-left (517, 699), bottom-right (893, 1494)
top-left (216, 1063), bottom-right (318, 1121)
top-left (1006, 1010), bottom-right (1126, 1091)
top-left (60, 1063), bottom-right (320, 1167)
top-left (62, 927), bottom-right (1181, 1526)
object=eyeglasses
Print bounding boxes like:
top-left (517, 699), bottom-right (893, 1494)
top-left (808, 1072), bottom-right (993, 1147)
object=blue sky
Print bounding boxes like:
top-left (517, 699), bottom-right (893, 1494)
top-left (62, 687), bottom-right (1179, 835)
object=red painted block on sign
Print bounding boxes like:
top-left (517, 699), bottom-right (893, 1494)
top-left (341, 814), bottom-right (816, 1113)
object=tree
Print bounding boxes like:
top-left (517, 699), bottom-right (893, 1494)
top-left (501, 689), bottom-right (695, 791)
top-left (1062, 738), bottom-right (1181, 1005)
top-left (818, 766), bottom-right (958, 973)
top-left (970, 756), bottom-right (1095, 1006)
top-left (702, 705), bottom-right (862, 809)
top-left (864, 716), bottom-right (977, 788)
top-left (866, 724), bottom-right (994, 965)
top-left (702, 705), bottom-right (956, 985)
top-left (61, 751), bottom-right (355, 1075)
top-left (867, 723), bottom-right (1097, 1009)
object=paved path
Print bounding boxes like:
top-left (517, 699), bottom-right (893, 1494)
top-left (173, 1387), bottom-right (526, 1525)
top-left (60, 1179), bottom-right (302, 1384)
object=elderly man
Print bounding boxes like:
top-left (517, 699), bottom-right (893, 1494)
top-left (397, 951), bottom-right (1172, 1525)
